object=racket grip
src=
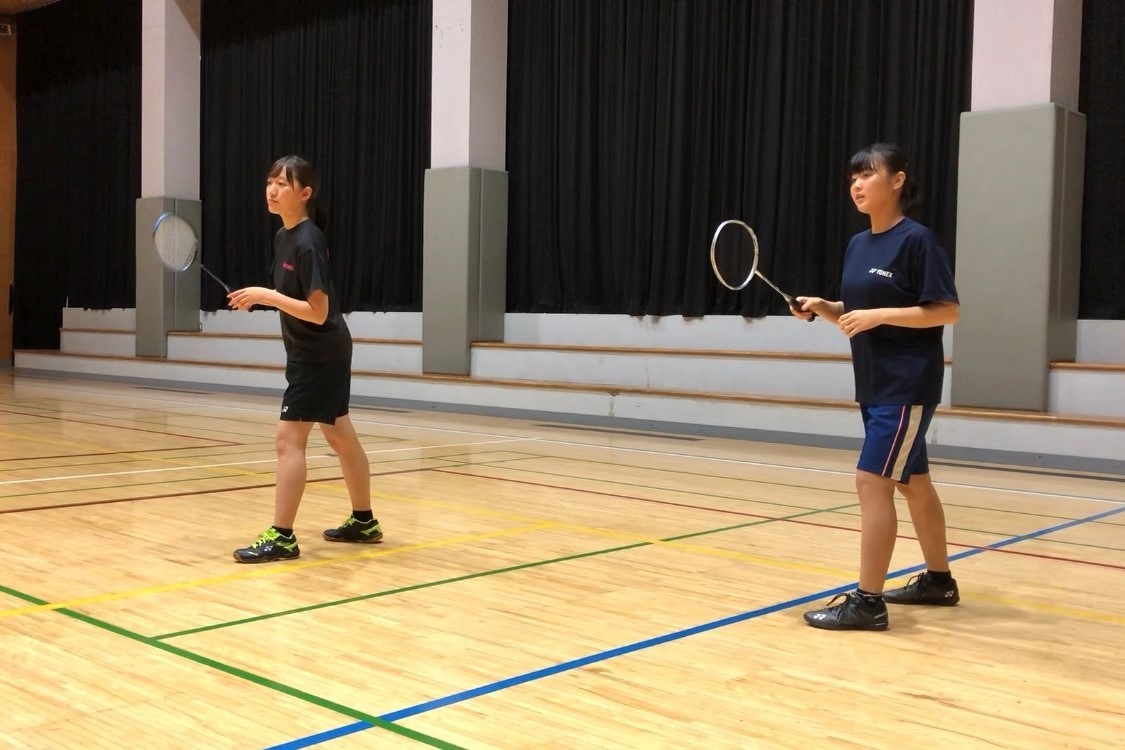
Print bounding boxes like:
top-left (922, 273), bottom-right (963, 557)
top-left (789, 299), bottom-right (817, 322)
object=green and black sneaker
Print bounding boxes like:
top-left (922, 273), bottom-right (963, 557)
top-left (323, 515), bottom-right (384, 544)
top-left (233, 527), bottom-right (300, 563)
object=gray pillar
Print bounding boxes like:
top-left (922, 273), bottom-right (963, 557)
top-left (136, 0), bottom-right (200, 357)
top-left (136, 198), bottom-right (202, 357)
top-left (422, 168), bottom-right (507, 374)
top-left (424, 0), bottom-right (508, 375)
top-left (951, 104), bottom-right (1085, 410)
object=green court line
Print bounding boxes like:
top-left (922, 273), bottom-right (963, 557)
top-left (0, 582), bottom-right (465, 750)
top-left (154, 501), bottom-right (857, 640)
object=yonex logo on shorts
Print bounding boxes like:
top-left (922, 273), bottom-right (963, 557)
top-left (868, 267), bottom-right (894, 278)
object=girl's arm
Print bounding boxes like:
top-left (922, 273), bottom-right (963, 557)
top-left (227, 287), bottom-right (329, 325)
top-left (794, 296), bottom-right (846, 324)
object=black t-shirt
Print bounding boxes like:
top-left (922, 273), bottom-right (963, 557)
top-left (840, 218), bottom-right (959, 405)
top-left (271, 220), bottom-right (352, 363)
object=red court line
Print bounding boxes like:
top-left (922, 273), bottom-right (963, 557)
top-left (0, 484), bottom-right (276, 514)
top-left (0, 445), bottom-right (267, 463)
top-left (0, 464), bottom-right (439, 515)
top-left (435, 468), bottom-right (1125, 572)
top-left (0, 407), bottom-right (241, 446)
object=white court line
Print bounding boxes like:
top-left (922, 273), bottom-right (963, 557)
top-left (0, 438), bottom-right (524, 486)
top-left (7, 379), bottom-right (1125, 506)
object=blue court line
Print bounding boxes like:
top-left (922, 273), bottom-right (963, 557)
top-left (266, 503), bottom-right (1125, 750)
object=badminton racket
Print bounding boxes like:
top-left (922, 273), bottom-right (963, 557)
top-left (709, 219), bottom-right (815, 320)
top-left (152, 212), bottom-right (232, 293)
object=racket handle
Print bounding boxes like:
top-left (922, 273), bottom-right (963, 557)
top-left (788, 299), bottom-right (817, 322)
top-left (200, 264), bottom-right (232, 294)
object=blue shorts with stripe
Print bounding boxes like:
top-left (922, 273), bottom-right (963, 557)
top-left (857, 404), bottom-right (936, 484)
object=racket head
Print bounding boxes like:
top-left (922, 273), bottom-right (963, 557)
top-left (709, 220), bottom-right (759, 291)
top-left (152, 213), bottom-right (198, 272)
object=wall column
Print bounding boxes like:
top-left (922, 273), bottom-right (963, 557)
top-left (135, 0), bottom-right (201, 357)
top-left (422, 0), bottom-right (508, 375)
top-left (951, 0), bottom-right (1085, 410)
top-left (0, 21), bottom-right (14, 365)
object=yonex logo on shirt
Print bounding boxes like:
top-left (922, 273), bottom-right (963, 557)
top-left (282, 261), bottom-right (295, 271)
top-left (868, 267), bottom-right (894, 278)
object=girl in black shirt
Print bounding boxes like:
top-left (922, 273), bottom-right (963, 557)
top-left (229, 156), bottom-right (383, 562)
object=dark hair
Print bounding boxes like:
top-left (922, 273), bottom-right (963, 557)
top-left (267, 155), bottom-right (328, 229)
top-left (848, 143), bottom-right (920, 214)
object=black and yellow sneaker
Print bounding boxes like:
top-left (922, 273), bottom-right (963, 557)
top-left (883, 572), bottom-right (960, 606)
top-left (323, 515), bottom-right (384, 544)
top-left (233, 527), bottom-right (300, 563)
top-left (803, 591), bottom-right (889, 631)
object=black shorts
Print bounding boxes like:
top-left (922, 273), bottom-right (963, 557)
top-left (281, 360), bottom-right (351, 424)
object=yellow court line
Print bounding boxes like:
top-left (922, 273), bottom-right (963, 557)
top-left (5, 424), bottom-right (1120, 629)
top-left (550, 521), bottom-right (851, 578)
top-left (0, 522), bottom-right (557, 619)
top-left (370, 489), bottom-right (552, 524)
top-left (369, 488), bottom-right (849, 576)
top-left (960, 592), bottom-right (1125, 627)
top-left (369, 492), bottom-right (1125, 627)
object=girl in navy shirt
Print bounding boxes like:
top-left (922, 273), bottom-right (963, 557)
top-left (796, 144), bottom-right (961, 631)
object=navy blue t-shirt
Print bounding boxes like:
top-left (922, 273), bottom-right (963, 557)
top-left (272, 220), bottom-right (352, 363)
top-left (840, 217), bottom-right (958, 405)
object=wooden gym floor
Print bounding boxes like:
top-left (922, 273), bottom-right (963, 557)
top-left (0, 371), bottom-right (1122, 749)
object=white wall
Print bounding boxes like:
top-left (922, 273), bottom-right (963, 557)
top-left (971, 0), bottom-right (1083, 112)
top-left (61, 308), bottom-right (1124, 364)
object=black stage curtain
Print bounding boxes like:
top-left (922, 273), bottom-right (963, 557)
top-left (1078, 0), bottom-right (1125, 320)
top-left (506, 1), bottom-right (973, 317)
top-left (201, 0), bottom-right (431, 313)
top-left (14, 0), bottom-right (141, 348)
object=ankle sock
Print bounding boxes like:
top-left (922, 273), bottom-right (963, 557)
top-left (272, 526), bottom-right (294, 538)
top-left (351, 509), bottom-right (374, 523)
top-left (927, 570), bottom-right (954, 585)
top-left (855, 588), bottom-right (885, 606)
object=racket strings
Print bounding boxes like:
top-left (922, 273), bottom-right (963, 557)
top-left (710, 221), bottom-right (759, 291)
top-left (708, 219), bottom-right (816, 320)
top-left (154, 215), bottom-right (198, 272)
